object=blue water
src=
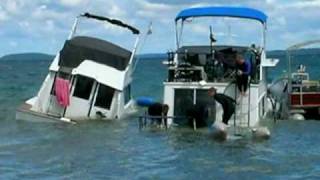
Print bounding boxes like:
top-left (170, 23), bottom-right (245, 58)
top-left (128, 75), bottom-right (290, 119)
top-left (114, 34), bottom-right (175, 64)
top-left (1, 58), bottom-right (320, 179)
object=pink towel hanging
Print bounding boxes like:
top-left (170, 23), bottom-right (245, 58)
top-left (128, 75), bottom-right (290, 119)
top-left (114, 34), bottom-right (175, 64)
top-left (54, 77), bottom-right (70, 107)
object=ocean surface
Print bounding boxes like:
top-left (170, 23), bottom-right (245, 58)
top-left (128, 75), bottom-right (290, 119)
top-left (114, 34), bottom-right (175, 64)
top-left (1, 56), bottom-right (320, 179)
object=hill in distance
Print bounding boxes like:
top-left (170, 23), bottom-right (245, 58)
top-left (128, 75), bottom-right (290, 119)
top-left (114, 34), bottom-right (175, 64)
top-left (135, 53), bottom-right (167, 60)
top-left (0, 53), bottom-right (54, 61)
top-left (138, 48), bottom-right (320, 59)
top-left (0, 52), bottom-right (167, 61)
top-left (2, 48), bottom-right (320, 62)
top-left (268, 48), bottom-right (320, 57)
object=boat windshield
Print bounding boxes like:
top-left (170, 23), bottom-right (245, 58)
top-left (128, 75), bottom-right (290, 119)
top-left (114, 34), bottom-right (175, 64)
top-left (176, 17), bottom-right (264, 48)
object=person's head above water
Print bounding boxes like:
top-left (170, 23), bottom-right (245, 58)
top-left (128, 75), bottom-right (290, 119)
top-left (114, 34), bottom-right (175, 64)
top-left (162, 104), bottom-right (169, 114)
top-left (236, 54), bottom-right (245, 64)
top-left (208, 87), bottom-right (217, 97)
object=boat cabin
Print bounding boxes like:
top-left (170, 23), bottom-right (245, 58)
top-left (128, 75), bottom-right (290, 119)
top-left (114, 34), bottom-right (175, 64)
top-left (43, 36), bottom-right (133, 120)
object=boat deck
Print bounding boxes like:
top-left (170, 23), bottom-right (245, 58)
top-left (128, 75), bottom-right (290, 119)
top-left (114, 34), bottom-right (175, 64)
top-left (16, 103), bottom-right (68, 123)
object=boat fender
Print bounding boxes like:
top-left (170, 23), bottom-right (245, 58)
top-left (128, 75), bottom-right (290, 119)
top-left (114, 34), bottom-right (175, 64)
top-left (136, 96), bottom-right (156, 107)
top-left (60, 117), bottom-right (76, 124)
top-left (209, 122), bottom-right (228, 141)
top-left (290, 113), bottom-right (305, 121)
top-left (252, 127), bottom-right (270, 140)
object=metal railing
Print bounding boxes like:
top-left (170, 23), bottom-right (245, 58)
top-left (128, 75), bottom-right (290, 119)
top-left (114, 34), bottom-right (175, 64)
top-left (291, 82), bottom-right (320, 107)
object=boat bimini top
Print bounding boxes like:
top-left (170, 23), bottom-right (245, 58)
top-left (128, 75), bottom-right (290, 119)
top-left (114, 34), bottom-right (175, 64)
top-left (175, 6), bottom-right (267, 24)
top-left (59, 36), bottom-right (131, 71)
top-left (174, 6), bottom-right (268, 48)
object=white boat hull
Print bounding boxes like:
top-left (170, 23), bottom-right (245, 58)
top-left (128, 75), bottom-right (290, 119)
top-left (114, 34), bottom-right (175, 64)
top-left (163, 81), bottom-right (272, 128)
top-left (16, 99), bottom-right (137, 123)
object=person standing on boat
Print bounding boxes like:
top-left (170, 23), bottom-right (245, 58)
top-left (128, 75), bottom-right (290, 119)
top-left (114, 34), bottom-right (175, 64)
top-left (235, 54), bottom-right (251, 96)
top-left (208, 87), bottom-right (236, 125)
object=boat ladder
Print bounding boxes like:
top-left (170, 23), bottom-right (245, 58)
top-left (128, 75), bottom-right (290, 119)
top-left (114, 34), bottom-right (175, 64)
top-left (234, 86), bottom-right (251, 135)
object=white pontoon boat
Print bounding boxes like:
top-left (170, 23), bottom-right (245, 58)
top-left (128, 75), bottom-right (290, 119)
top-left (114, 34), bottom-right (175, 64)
top-left (162, 7), bottom-right (278, 130)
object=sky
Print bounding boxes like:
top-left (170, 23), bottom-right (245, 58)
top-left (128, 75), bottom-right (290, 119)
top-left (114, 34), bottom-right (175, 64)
top-left (0, 0), bottom-right (320, 56)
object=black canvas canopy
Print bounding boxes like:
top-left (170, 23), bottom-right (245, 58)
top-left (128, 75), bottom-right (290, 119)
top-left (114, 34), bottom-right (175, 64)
top-left (59, 36), bottom-right (132, 71)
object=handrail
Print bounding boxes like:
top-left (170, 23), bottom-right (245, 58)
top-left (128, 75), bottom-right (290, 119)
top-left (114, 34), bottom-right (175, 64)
top-left (286, 39), bottom-right (320, 103)
top-left (287, 39), bottom-right (320, 51)
top-left (248, 82), bottom-right (251, 127)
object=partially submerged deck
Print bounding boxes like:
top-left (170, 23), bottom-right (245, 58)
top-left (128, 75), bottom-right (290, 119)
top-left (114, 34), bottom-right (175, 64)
top-left (16, 103), bottom-right (75, 124)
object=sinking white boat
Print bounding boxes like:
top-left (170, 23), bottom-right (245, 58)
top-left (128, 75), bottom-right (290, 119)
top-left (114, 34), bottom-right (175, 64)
top-left (16, 13), bottom-right (140, 123)
top-left (162, 7), bottom-right (278, 131)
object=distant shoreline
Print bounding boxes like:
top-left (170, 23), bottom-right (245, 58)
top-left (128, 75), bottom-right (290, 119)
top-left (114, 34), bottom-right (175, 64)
top-left (2, 48), bottom-right (320, 61)
top-left (0, 53), bottom-right (55, 61)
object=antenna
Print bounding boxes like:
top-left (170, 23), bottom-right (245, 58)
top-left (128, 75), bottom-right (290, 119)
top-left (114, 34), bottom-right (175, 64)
top-left (209, 26), bottom-right (216, 44)
top-left (209, 26), bottom-right (216, 59)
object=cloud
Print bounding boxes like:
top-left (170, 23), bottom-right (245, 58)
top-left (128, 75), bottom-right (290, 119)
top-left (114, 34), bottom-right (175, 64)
top-left (0, 11), bottom-right (9, 22)
top-left (287, 0), bottom-right (320, 8)
top-left (137, 0), bottom-right (174, 11)
top-left (5, 1), bottom-right (18, 14)
top-left (4, 0), bottom-right (26, 15)
top-left (135, 0), bottom-right (177, 24)
top-left (1, 0), bottom-right (320, 56)
top-left (108, 4), bottom-right (126, 18)
top-left (266, 0), bottom-right (276, 4)
top-left (31, 5), bottom-right (66, 20)
top-left (59, 0), bottom-right (88, 7)
top-left (9, 41), bottom-right (18, 47)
